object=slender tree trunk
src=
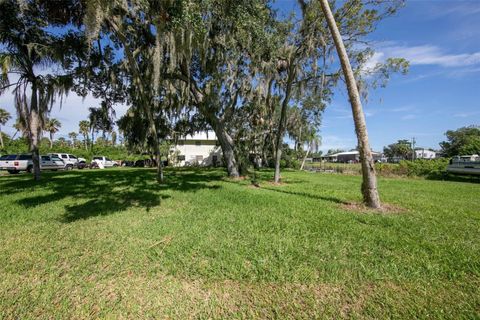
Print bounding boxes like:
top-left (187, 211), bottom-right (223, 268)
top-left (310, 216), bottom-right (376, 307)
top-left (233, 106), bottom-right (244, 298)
top-left (152, 136), bottom-right (164, 183)
top-left (0, 126), bottom-right (4, 149)
top-left (91, 130), bottom-right (95, 151)
top-left (320, 0), bottom-right (381, 208)
top-left (300, 143), bottom-right (311, 170)
top-left (155, 152), bottom-right (164, 183)
top-left (29, 84), bottom-right (41, 181)
top-left (49, 132), bottom-right (53, 149)
top-left (274, 64), bottom-right (295, 183)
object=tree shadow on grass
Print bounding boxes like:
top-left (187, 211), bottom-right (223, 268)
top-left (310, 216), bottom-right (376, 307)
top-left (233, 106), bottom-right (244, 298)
top-left (425, 172), bottom-right (480, 184)
top-left (221, 177), bottom-right (348, 205)
top-left (1, 168), bottom-right (223, 222)
top-left (261, 187), bottom-right (348, 204)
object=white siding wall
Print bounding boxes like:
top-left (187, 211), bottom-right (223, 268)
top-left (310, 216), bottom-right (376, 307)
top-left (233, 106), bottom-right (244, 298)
top-left (171, 141), bottom-right (222, 166)
top-left (415, 149), bottom-right (436, 159)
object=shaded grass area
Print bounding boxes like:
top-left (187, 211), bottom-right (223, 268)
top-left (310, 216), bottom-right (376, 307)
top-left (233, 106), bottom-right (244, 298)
top-left (0, 168), bottom-right (479, 318)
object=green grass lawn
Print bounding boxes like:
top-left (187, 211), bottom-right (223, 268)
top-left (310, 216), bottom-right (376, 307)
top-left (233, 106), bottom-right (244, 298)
top-left (0, 168), bottom-right (479, 319)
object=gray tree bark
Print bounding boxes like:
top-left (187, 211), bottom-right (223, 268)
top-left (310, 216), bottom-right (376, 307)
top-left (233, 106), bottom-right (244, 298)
top-left (29, 83), bottom-right (41, 181)
top-left (320, 0), bottom-right (381, 208)
top-left (0, 126), bottom-right (4, 149)
top-left (274, 62), bottom-right (296, 183)
top-left (213, 120), bottom-right (239, 178)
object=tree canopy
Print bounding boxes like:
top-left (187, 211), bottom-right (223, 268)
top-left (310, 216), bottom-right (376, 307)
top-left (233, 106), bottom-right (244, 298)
top-left (440, 126), bottom-right (480, 156)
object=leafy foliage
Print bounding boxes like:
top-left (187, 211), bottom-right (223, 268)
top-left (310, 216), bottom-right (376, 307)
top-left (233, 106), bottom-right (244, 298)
top-left (440, 125), bottom-right (480, 156)
top-left (383, 139), bottom-right (412, 160)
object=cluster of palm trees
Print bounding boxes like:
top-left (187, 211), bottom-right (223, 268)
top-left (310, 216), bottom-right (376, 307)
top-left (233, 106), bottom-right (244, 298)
top-left (0, 107), bottom-right (11, 149)
top-left (0, 107), bottom-right (61, 150)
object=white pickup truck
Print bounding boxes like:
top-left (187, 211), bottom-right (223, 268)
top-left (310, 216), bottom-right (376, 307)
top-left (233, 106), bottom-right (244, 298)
top-left (0, 154), bottom-right (65, 174)
top-left (92, 156), bottom-right (118, 168)
top-left (48, 153), bottom-right (87, 170)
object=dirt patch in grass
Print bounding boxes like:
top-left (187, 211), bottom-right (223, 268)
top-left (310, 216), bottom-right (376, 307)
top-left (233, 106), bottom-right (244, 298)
top-left (340, 201), bottom-right (407, 214)
top-left (265, 180), bottom-right (288, 186)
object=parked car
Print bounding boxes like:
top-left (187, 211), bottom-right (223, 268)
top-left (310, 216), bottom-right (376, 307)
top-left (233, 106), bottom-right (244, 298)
top-left (0, 154), bottom-right (22, 173)
top-left (92, 156), bottom-right (118, 168)
top-left (48, 153), bottom-right (87, 170)
top-left (122, 160), bottom-right (135, 167)
top-left (40, 155), bottom-right (66, 171)
top-left (0, 154), bottom-right (65, 174)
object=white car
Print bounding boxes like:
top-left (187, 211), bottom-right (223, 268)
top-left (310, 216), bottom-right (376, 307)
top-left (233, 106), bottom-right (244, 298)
top-left (40, 155), bottom-right (66, 171)
top-left (92, 156), bottom-right (118, 168)
top-left (48, 153), bottom-right (87, 170)
top-left (0, 154), bottom-right (65, 174)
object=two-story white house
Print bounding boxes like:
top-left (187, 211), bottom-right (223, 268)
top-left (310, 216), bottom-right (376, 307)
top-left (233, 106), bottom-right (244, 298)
top-left (170, 131), bottom-right (222, 166)
top-left (415, 148), bottom-right (436, 159)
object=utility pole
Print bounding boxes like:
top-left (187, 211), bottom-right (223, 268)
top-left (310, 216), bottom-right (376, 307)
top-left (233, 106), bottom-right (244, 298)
top-left (411, 137), bottom-right (416, 160)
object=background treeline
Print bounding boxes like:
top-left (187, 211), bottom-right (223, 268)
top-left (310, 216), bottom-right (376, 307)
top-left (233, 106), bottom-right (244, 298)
top-left (0, 135), bottom-right (134, 162)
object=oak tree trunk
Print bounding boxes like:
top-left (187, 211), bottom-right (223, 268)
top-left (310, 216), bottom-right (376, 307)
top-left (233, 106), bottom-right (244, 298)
top-left (320, 0), bottom-right (381, 208)
top-left (274, 63), bottom-right (295, 183)
top-left (155, 152), bottom-right (164, 183)
top-left (213, 121), bottom-right (239, 178)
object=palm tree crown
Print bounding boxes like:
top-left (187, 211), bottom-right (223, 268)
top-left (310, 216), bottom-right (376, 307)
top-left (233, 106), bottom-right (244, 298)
top-left (0, 108), bottom-right (11, 126)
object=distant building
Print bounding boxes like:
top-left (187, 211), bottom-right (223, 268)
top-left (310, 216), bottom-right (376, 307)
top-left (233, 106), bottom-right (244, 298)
top-left (322, 150), bottom-right (382, 163)
top-left (170, 131), bottom-right (222, 166)
top-left (415, 148), bottom-right (436, 159)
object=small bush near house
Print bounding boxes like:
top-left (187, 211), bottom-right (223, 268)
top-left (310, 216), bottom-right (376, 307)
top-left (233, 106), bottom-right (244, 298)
top-left (375, 159), bottom-right (449, 177)
top-left (398, 158), bottom-right (450, 177)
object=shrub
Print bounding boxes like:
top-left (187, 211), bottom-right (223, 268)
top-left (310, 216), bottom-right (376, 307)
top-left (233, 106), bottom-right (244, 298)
top-left (374, 159), bottom-right (449, 177)
top-left (398, 158), bottom-right (449, 177)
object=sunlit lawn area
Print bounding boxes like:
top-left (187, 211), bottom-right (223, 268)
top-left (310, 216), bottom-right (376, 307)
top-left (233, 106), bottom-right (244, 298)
top-left (0, 168), bottom-right (479, 318)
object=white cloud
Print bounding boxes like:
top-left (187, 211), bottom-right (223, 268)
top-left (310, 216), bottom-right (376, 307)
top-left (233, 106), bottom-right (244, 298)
top-left (362, 51), bottom-right (385, 72)
top-left (380, 45), bottom-right (480, 68)
top-left (320, 135), bottom-right (355, 153)
top-left (424, 3), bottom-right (480, 18)
top-left (389, 105), bottom-right (415, 113)
top-left (453, 111), bottom-right (480, 118)
top-left (0, 89), bottom-right (129, 139)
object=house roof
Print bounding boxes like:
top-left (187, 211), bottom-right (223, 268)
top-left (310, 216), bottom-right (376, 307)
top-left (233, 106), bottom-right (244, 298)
top-left (178, 131), bottom-right (217, 141)
top-left (325, 150), bottom-right (381, 157)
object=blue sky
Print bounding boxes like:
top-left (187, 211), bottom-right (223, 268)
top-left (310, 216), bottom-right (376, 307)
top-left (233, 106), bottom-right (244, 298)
top-left (317, 0), bottom-right (480, 152)
top-left (1, 1), bottom-right (479, 153)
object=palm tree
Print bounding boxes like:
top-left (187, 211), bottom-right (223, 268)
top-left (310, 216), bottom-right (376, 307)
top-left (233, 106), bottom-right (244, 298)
top-left (111, 130), bottom-right (117, 146)
top-left (0, 108), bottom-right (11, 148)
top-left (44, 118), bottom-right (61, 149)
top-left (0, 1), bottom-right (73, 180)
top-left (320, 0), bottom-right (381, 208)
top-left (68, 132), bottom-right (78, 148)
top-left (78, 120), bottom-right (90, 150)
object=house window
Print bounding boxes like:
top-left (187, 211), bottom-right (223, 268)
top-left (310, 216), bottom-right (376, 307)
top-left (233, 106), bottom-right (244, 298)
top-left (196, 155), bottom-right (203, 162)
top-left (177, 155), bottom-right (186, 161)
top-left (195, 141), bottom-right (201, 146)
